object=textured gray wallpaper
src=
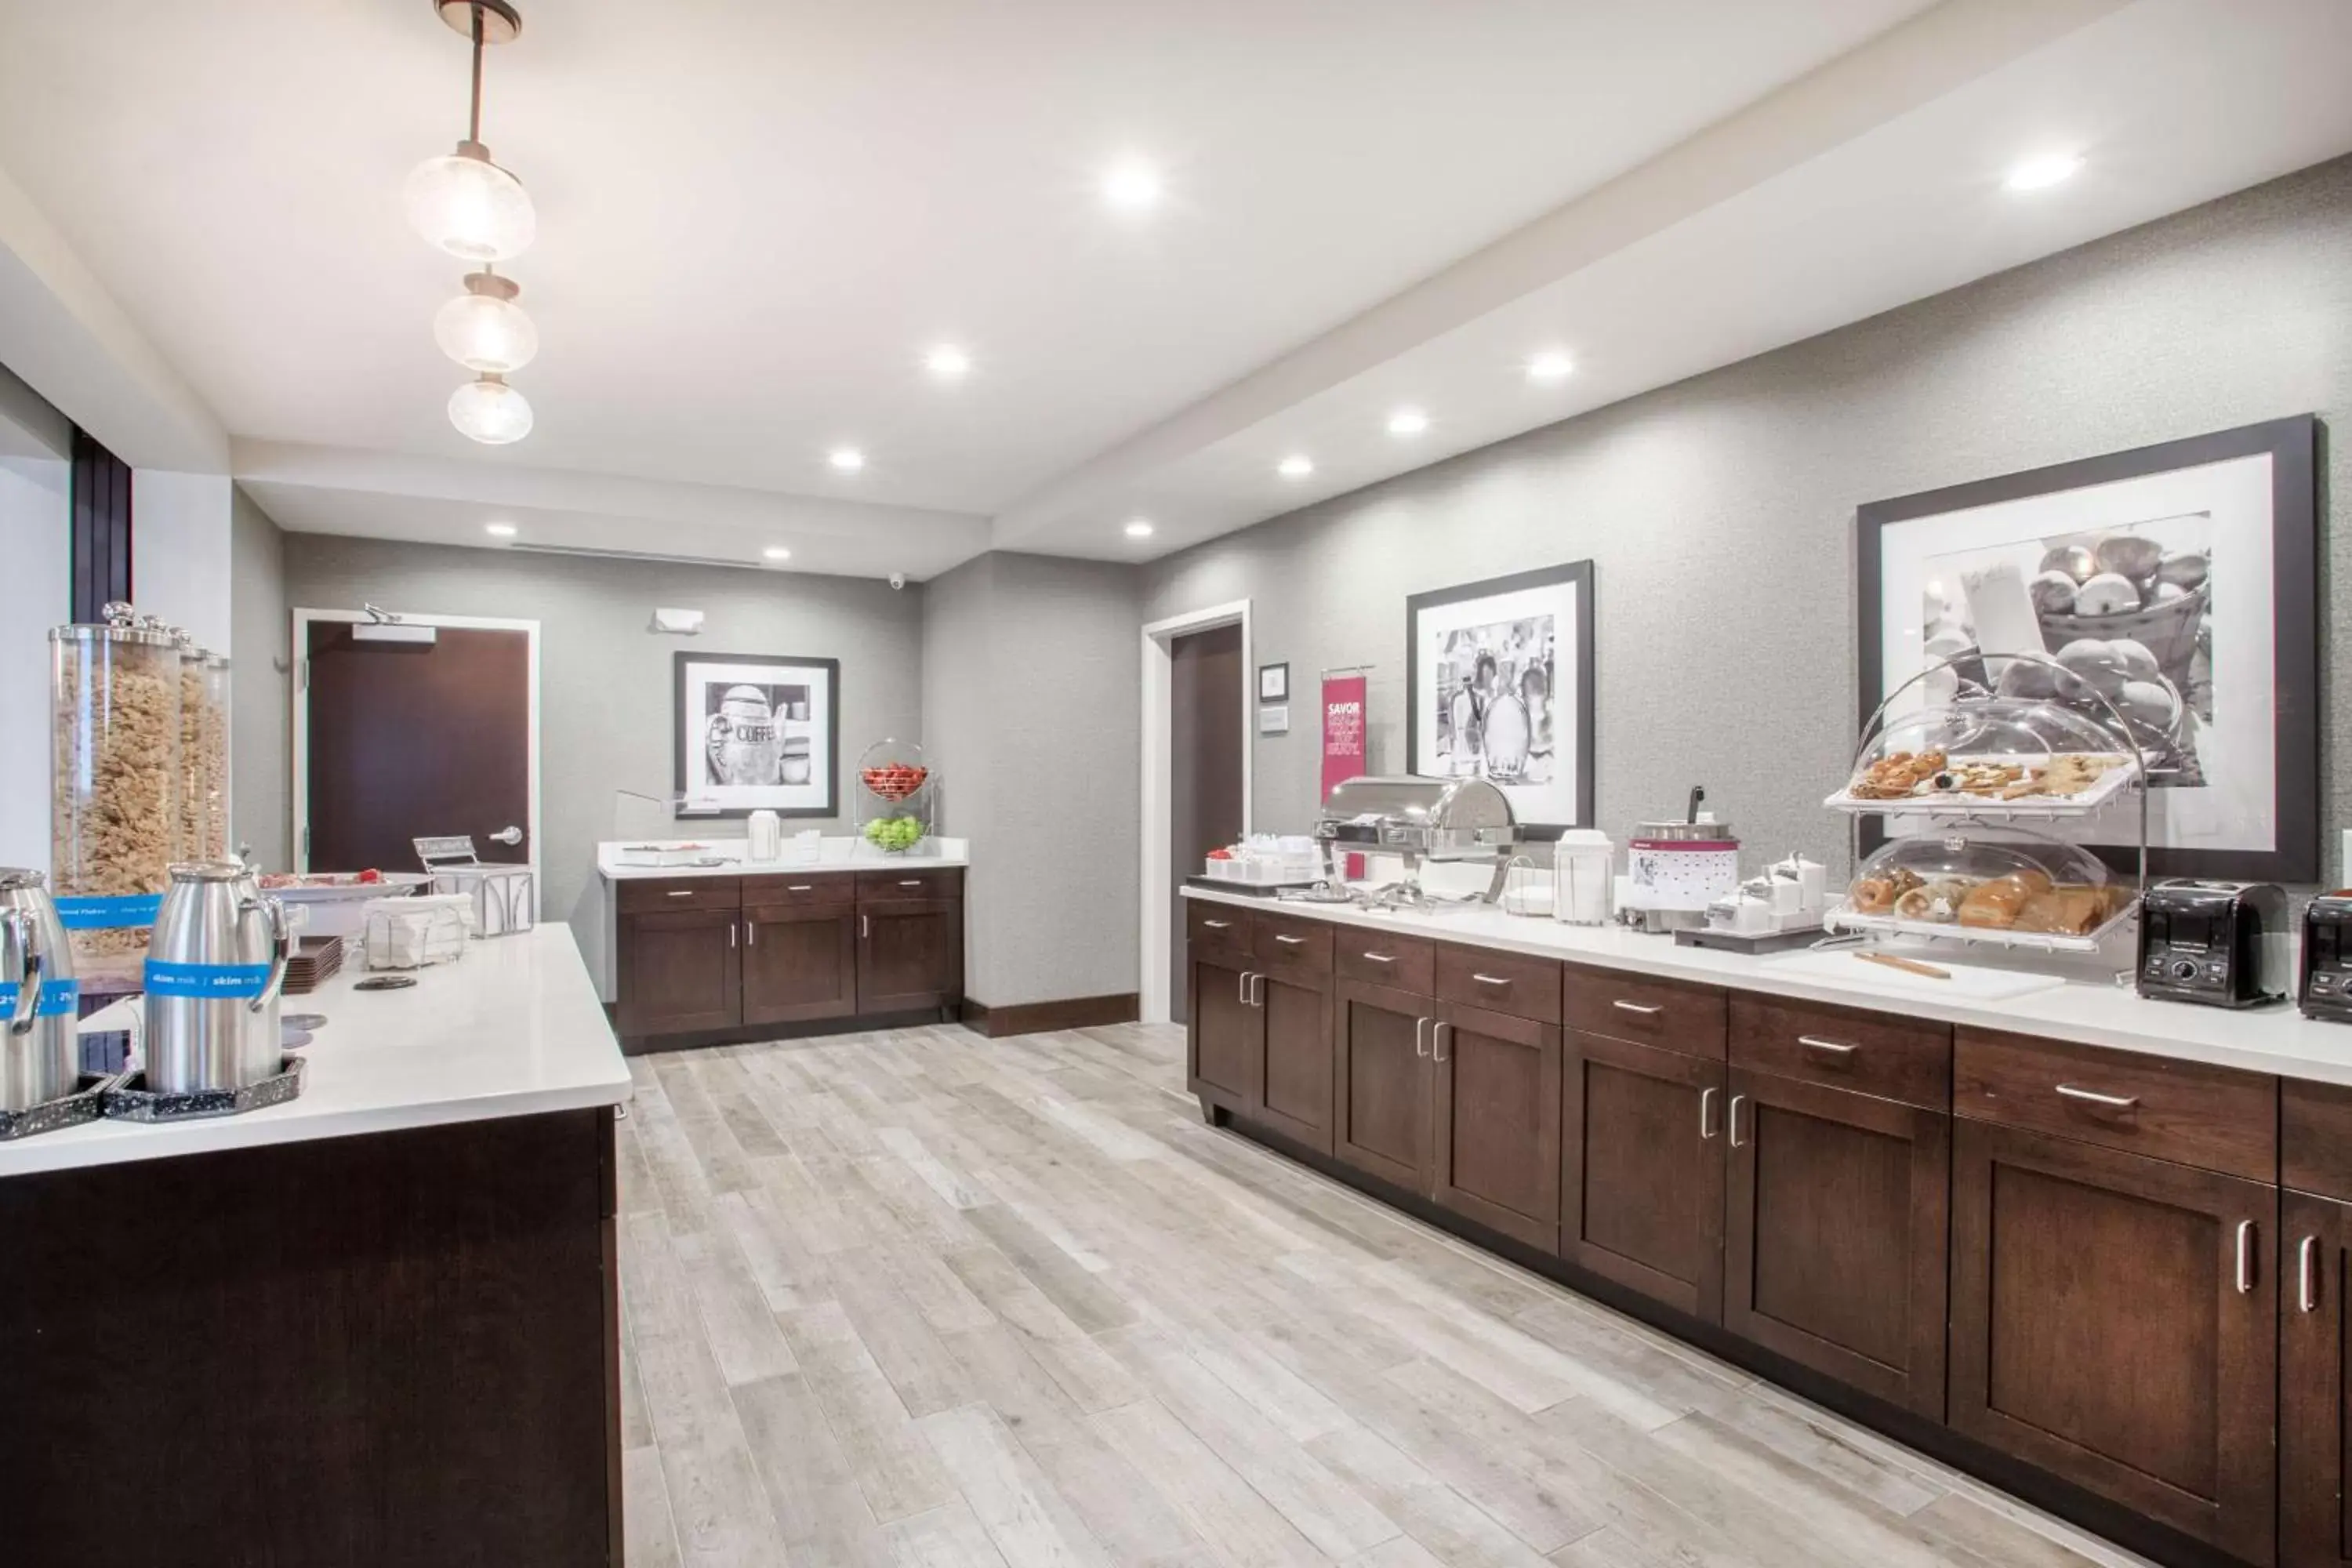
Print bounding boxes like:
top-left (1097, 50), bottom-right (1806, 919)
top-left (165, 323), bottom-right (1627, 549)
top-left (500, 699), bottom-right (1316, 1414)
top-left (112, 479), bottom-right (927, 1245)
top-left (227, 488), bottom-right (289, 870)
top-left (1145, 155), bottom-right (2350, 884)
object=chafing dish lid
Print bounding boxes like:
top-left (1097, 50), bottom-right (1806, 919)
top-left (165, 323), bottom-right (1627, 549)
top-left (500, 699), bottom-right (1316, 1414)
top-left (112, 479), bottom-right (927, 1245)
top-left (1316, 775), bottom-right (1515, 833)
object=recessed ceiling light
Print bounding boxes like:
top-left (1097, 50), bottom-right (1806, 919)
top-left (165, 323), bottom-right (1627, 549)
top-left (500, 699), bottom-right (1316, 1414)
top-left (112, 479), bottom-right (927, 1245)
top-left (924, 343), bottom-right (971, 379)
top-left (763, 546), bottom-right (792, 561)
top-left (1387, 408), bottom-right (1429, 437)
top-left (1526, 350), bottom-right (1575, 383)
top-left (829, 447), bottom-right (866, 473)
top-left (1102, 161), bottom-right (1163, 212)
top-left (1124, 518), bottom-right (1155, 539)
top-left (1277, 455), bottom-right (1314, 479)
top-left (2004, 152), bottom-right (2082, 192)
top-left (483, 521), bottom-right (517, 538)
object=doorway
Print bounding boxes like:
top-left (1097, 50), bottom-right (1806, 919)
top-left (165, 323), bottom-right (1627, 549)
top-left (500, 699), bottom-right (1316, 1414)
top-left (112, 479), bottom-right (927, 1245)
top-left (1138, 600), bottom-right (1250, 1025)
top-left (292, 609), bottom-right (540, 877)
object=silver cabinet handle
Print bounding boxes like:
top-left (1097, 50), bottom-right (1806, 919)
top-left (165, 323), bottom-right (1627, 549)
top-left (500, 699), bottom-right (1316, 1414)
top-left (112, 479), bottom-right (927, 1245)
top-left (1415, 1017), bottom-right (1431, 1058)
top-left (1238, 970), bottom-right (1250, 1005)
top-left (1433, 1022), bottom-right (1452, 1064)
top-left (1250, 973), bottom-right (1265, 1007)
top-left (666, 889), bottom-right (695, 898)
top-left (786, 884), bottom-right (814, 891)
top-left (1613, 1000), bottom-right (1662, 1015)
top-left (1798, 1036), bottom-right (1857, 1058)
top-left (1203, 919), bottom-right (1233, 930)
top-left (1728, 1094), bottom-right (1747, 1148)
top-left (730, 921), bottom-right (738, 948)
top-left (1699, 1086), bottom-right (1718, 1141)
top-left (2236, 1220), bottom-right (2256, 1294)
top-left (746, 920), bottom-right (755, 947)
top-left (861, 913), bottom-right (870, 939)
top-left (899, 879), bottom-right (924, 887)
top-left (2056, 1083), bottom-right (2140, 1111)
top-left (1361, 951), bottom-right (1396, 965)
top-left (2301, 1234), bottom-right (2320, 1314)
top-left (1273, 935), bottom-right (1305, 946)
top-left (1472, 973), bottom-right (1511, 988)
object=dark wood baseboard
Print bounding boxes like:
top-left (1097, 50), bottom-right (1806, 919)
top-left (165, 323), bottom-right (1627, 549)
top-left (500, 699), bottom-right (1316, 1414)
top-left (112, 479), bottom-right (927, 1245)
top-left (610, 1004), bottom-right (961, 1056)
top-left (961, 992), bottom-right (1141, 1038)
top-left (1212, 1104), bottom-right (2243, 1568)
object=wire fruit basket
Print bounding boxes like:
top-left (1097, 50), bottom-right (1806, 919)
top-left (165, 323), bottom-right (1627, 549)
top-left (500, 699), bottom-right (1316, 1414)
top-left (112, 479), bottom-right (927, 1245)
top-left (854, 738), bottom-right (935, 854)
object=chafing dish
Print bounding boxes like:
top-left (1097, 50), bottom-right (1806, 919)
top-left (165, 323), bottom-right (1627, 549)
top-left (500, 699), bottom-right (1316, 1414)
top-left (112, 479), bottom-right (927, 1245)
top-left (1312, 775), bottom-right (1519, 908)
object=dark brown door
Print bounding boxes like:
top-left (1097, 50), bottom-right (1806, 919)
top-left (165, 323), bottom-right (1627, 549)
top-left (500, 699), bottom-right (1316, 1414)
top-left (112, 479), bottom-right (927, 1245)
top-left (1168, 622), bottom-right (1243, 1023)
top-left (1189, 952), bottom-right (1259, 1112)
top-left (1432, 1001), bottom-right (1562, 1252)
top-left (856, 898), bottom-right (961, 1014)
top-left (742, 905), bottom-right (857, 1026)
top-left (305, 619), bottom-right (531, 871)
top-left (1257, 971), bottom-right (1334, 1155)
top-left (617, 910), bottom-right (740, 1039)
top-left (1561, 1030), bottom-right (1725, 1322)
top-left (1951, 1119), bottom-right (2277, 1563)
top-left (1331, 978), bottom-right (1431, 1193)
top-left (1724, 1068), bottom-right (1948, 1417)
top-left (2285, 1189), bottom-right (2352, 1566)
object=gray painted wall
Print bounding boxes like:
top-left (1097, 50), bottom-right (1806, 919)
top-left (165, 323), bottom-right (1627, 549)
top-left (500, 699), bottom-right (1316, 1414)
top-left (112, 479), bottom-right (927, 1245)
top-left (1145, 155), bottom-right (2352, 884)
top-left (228, 488), bottom-right (289, 870)
top-left (279, 534), bottom-right (924, 952)
top-left (921, 551), bottom-right (1141, 1007)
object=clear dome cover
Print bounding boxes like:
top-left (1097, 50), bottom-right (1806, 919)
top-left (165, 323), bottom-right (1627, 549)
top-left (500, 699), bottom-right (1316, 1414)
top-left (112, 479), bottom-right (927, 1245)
top-left (1845, 829), bottom-right (2125, 936)
top-left (434, 289), bottom-right (537, 374)
top-left (1842, 698), bottom-right (2130, 805)
top-left (448, 376), bottom-right (534, 444)
top-left (405, 148), bottom-right (535, 263)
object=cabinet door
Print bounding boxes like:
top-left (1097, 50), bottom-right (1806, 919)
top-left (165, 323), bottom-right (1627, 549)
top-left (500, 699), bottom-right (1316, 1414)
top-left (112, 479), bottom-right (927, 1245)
top-left (1331, 979), bottom-right (1432, 1193)
top-left (742, 906), bottom-right (857, 1026)
top-left (1562, 1030), bottom-right (1725, 1322)
top-left (855, 898), bottom-right (962, 1014)
top-left (1189, 952), bottom-right (1261, 1113)
top-left (1257, 971), bottom-right (1334, 1155)
top-left (616, 909), bottom-right (741, 1039)
top-left (1951, 1119), bottom-right (2277, 1563)
top-left (1724, 1068), bottom-right (1947, 1418)
top-left (1432, 1002), bottom-right (1562, 1251)
top-left (2286, 1189), bottom-right (2352, 1567)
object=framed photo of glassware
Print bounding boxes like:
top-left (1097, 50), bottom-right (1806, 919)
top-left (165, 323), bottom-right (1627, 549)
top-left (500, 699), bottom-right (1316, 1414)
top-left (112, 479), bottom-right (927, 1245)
top-left (673, 652), bottom-right (840, 818)
top-left (1856, 415), bottom-right (2318, 880)
top-left (1406, 560), bottom-right (1595, 837)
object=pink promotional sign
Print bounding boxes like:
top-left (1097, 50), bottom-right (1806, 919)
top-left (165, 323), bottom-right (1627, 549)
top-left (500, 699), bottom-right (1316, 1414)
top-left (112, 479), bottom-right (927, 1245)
top-left (1320, 673), bottom-right (1367, 801)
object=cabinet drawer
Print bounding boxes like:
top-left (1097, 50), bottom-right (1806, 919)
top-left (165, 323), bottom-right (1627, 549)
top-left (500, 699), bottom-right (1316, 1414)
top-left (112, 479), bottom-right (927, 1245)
top-left (1954, 1027), bottom-right (2277, 1181)
top-left (741, 873), bottom-right (853, 909)
top-left (1252, 909), bottom-right (1334, 978)
top-left (1563, 965), bottom-right (1726, 1058)
top-left (616, 876), bottom-right (739, 913)
top-left (1187, 900), bottom-right (1251, 958)
top-left (858, 867), bottom-right (964, 902)
top-left (1335, 931), bottom-right (1433, 993)
top-left (2282, 1079), bottom-right (2352, 1200)
top-left (1730, 993), bottom-right (1950, 1111)
top-left (1435, 943), bottom-right (1559, 1024)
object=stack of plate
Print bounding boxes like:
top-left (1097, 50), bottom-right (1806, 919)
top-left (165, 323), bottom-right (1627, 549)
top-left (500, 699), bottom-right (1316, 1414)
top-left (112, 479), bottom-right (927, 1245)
top-left (283, 935), bottom-right (345, 996)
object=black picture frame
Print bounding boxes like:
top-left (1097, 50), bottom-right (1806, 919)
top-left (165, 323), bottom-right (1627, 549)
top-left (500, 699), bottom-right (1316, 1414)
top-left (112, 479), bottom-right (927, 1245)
top-left (1857, 415), bottom-right (2319, 882)
top-left (1406, 560), bottom-right (1597, 838)
top-left (672, 652), bottom-right (842, 818)
top-left (1258, 662), bottom-right (1290, 703)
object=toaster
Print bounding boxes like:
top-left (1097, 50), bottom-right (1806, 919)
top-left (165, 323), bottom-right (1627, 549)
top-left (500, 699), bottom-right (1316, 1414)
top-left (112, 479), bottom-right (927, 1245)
top-left (2303, 892), bottom-right (2352, 1023)
top-left (2137, 879), bottom-right (2289, 1009)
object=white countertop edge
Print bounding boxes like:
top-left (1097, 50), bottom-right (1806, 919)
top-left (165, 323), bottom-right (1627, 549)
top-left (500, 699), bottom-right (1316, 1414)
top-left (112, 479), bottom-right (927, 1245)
top-left (1183, 886), bottom-right (2352, 1087)
top-left (597, 837), bottom-right (970, 880)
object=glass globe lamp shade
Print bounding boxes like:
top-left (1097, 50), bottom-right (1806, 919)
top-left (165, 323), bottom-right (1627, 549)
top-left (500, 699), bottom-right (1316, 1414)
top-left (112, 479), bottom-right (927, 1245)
top-left (434, 288), bottom-right (538, 374)
top-left (448, 376), bottom-right (534, 445)
top-left (404, 144), bottom-right (535, 262)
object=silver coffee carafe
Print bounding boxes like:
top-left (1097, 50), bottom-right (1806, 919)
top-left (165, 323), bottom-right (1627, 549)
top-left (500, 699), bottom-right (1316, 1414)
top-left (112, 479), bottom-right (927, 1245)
top-left (0, 868), bottom-right (79, 1111)
top-left (143, 862), bottom-right (290, 1094)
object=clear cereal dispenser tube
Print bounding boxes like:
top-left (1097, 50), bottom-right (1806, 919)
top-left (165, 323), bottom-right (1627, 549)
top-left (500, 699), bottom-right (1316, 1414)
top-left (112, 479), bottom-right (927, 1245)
top-left (50, 604), bottom-right (184, 971)
top-left (176, 636), bottom-right (232, 862)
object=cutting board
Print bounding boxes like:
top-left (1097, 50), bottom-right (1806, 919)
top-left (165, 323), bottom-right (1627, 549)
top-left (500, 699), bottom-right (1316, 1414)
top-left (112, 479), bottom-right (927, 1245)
top-left (1759, 946), bottom-right (2071, 1003)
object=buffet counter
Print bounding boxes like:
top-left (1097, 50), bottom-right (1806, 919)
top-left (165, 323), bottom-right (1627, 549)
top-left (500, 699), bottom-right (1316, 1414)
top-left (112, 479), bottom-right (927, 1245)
top-left (596, 833), bottom-right (970, 880)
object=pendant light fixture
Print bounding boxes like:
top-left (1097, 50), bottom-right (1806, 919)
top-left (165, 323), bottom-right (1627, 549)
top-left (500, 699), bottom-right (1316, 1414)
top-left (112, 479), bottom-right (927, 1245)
top-left (410, 1), bottom-right (542, 445)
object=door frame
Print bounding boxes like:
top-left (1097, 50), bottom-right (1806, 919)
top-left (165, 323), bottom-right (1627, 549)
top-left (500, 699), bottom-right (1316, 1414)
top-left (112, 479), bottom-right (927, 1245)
top-left (290, 608), bottom-right (543, 904)
top-left (1139, 599), bottom-right (1251, 1025)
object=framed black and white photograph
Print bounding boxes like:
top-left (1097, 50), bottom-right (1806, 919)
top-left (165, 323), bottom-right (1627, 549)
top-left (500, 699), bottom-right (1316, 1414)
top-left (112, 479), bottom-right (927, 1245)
top-left (673, 652), bottom-right (840, 818)
top-left (1858, 415), bottom-right (2318, 880)
top-left (1406, 561), bottom-right (1595, 835)
top-left (1258, 662), bottom-right (1290, 702)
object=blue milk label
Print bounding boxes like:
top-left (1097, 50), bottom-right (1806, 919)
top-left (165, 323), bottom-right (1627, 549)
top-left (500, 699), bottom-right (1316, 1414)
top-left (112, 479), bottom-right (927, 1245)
top-left (0, 977), bottom-right (80, 1016)
top-left (143, 961), bottom-right (272, 1000)
top-left (55, 893), bottom-right (165, 931)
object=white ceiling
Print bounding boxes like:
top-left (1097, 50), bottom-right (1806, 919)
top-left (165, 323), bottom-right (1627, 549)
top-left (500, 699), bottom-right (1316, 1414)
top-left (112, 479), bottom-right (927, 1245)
top-left (0, 0), bottom-right (2347, 579)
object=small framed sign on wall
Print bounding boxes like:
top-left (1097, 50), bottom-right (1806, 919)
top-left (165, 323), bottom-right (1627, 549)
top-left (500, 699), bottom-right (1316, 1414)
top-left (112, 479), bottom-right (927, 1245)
top-left (1258, 662), bottom-right (1290, 702)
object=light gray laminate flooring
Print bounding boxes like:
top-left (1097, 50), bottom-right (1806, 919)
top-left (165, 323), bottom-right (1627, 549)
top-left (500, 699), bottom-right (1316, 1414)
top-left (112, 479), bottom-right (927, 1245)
top-left (616, 1021), bottom-right (2157, 1568)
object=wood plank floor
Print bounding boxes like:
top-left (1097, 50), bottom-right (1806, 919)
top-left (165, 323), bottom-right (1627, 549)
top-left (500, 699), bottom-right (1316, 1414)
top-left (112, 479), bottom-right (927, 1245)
top-left (616, 1021), bottom-right (2158, 1568)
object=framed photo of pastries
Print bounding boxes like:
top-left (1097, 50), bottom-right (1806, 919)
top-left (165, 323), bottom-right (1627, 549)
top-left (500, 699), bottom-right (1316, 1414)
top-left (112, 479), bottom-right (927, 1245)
top-left (1857, 416), bottom-right (2319, 881)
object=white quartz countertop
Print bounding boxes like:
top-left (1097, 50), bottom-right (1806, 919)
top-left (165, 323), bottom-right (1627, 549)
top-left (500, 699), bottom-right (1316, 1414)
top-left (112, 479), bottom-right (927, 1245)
top-left (1184, 886), bottom-right (2352, 1087)
top-left (597, 837), bottom-right (969, 880)
top-left (0, 924), bottom-right (631, 1180)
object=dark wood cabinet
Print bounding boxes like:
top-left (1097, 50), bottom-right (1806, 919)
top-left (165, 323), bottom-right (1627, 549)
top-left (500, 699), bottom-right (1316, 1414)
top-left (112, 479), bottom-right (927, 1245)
top-left (1432, 1001), bottom-right (1561, 1251)
top-left (742, 904), bottom-right (858, 1025)
top-left (1258, 970), bottom-right (1334, 1154)
top-left (1189, 952), bottom-right (1259, 1112)
top-left (1951, 1118), bottom-right (2278, 1563)
top-left (857, 897), bottom-right (963, 1014)
top-left (2285, 1189), bottom-right (2352, 1567)
top-left (1331, 978), bottom-right (1432, 1193)
top-left (616, 907), bottom-right (740, 1038)
top-left (1561, 1029), bottom-right (1724, 1322)
top-left (1724, 1066), bottom-right (1948, 1417)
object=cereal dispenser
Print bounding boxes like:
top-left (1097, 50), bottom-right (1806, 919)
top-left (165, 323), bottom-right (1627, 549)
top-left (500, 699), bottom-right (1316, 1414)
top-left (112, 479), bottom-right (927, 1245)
top-left (49, 603), bottom-right (184, 973)
top-left (176, 636), bottom-right (232, 862)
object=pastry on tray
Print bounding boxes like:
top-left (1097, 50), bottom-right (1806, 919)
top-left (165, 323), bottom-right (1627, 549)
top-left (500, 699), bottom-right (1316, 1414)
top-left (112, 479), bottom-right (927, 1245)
top-left (1891, 877), bottom-right (1976, 924)
top-left (1849, 865), bottom-right (1924, 913)
top-left (1849, 750), bottom-right (1948, 800)
top-left (1957, 870), bottom-right (2052, 929)
top-left (2013, 883), bottom-right (2116, 935)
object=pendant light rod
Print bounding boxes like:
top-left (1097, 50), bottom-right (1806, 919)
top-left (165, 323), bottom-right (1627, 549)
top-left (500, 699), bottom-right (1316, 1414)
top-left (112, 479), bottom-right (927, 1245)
top-left (469, 5), bottom-right (485, 144)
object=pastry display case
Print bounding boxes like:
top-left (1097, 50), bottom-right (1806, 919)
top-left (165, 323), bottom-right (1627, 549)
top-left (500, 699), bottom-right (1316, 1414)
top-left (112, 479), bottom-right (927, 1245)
top-left (1824, 695), bottom-right (2136, 815)
top-left (1830, 829), bottom-right (2134, 952)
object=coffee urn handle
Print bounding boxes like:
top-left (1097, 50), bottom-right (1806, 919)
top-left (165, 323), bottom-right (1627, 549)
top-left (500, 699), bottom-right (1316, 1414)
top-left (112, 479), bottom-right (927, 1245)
top-left (241, 895), bottom-right (292, 1014)
top-left (1, 908), bottom-right (40, 1038)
